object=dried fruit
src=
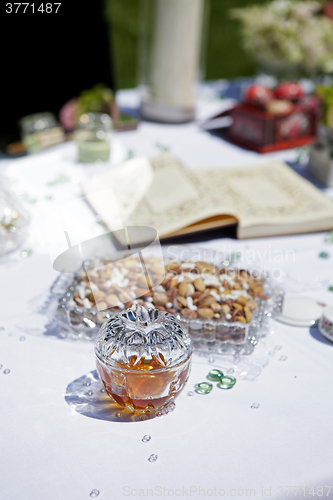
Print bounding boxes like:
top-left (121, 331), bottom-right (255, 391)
top-left (244, 307), bottom-right (252, 322)
top-left (235, 316), bottom-right (247, 324)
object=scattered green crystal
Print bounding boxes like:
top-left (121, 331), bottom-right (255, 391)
top-left (319, 251), bottom-right (330, 259)
top-left (329, 285), bottom-right (333, 292)
top-left (325, 232), bottom-right (333, 243)
top-left (217, 376), bottom-right (236, 390)
top-left (46, 174), bottom-right (70, 187)
top-left (21, 249), bottom-right (32, 258)
top-left (222, 259), bottom-right (230, 266)
top-left (207, 369), bottom-right (224, 382)
top-left (195, 382), bottom-right (213, 395)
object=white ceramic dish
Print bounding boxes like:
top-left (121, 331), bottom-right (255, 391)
top-left (275, 296), bottom-right (324, 327)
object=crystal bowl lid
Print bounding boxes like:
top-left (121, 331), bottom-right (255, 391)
top-left (95, 305), bottom-right (192, 370)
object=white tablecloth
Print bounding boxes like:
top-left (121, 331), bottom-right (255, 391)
top-left (1, 89), bottom-right (333, 500)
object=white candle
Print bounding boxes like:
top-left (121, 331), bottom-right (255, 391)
top-left (141, 0), bottom-right (204, 122)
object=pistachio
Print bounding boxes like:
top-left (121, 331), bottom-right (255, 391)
top-left (181, 308), bottom-right (198, 319)
top-left (163, 276), bottom-right (177, 289)
top-left (199, 295), bottom-right (216, 307)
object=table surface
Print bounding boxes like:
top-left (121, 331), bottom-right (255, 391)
top-left (1, 87), bottom-right (333, 500)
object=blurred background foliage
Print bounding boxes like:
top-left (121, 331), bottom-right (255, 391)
top-left (105, 0), bottom-right (271, 90)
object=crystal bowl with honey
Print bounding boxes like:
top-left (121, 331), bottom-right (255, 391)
top-left (95, 304), bottom-right (192, 415)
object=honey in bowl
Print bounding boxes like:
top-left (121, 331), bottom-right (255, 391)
top-left (95, 305), bottom-right (192, 414)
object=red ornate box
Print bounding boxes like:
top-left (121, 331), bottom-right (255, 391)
top-left (227, 102), bottom-right (318, 153)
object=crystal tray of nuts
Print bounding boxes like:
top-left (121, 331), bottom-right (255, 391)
top-left (53, 247), bottom-right (283, 354)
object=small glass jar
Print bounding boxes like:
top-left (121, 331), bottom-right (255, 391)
top-left (75, 113), bottom-right (112, 163)
top-left (19, 112), bottom-right (65, 154)
top-left (95, 305), bottom-right (192, 414)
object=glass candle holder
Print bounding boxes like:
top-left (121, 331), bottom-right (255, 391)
top-left (19, 112), bottom-right (65, 154)
top-left (75, 113), bottom-right (112, 163)
top-left (95, 305), bottom-right (192, 414)
top-left (0, 181), bottom-right (29, 257)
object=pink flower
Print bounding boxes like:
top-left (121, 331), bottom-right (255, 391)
top-left (59, 98), bottom-right (78, 131)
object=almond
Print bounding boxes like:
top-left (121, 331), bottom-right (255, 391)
top-left (236, 296), bottom-right (248, 306)
top-left (178, 281), bottom-right (188, 296)
top-left (139, 275), bottom-right (153, 288)
top-left (134, 288), bottom-right (153, 297)
top-left (199, 295), bottom-right (216, 306)
top-left (197, 307), bottom-right (214, 319)
top-left (164, 277), bottom-right (177, 289)
top-left (106, 294), bottom-right (119, 307)
top-left (246, 299), bottom-right (257, 311)
top-left (193, 278), bottom-right (206, 292)
top-left (177, 296), bottom-right (187, 308)
top-left (153, 293), bottom-right (168, 306)
top-left (195, 261), bottom-right (215, 274)
top-left (220, 304), bottom-right (230, 315)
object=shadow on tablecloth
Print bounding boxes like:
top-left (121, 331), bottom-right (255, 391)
top-left (310, 325), bottom-right (333, 346)
top-left (65, 370), bottom-right (156, 423)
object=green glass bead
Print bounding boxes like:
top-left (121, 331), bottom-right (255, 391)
top-left (329, 286), bottom-right (333, 292)
top-left (325, 232), bottom-right (333, 243)
top-left (319, 251), bottom-right (330, 259)
top-left (207, 369), bottom-right (224, 382)
top-left (195, 382), bottom-right (213, 395)
top-left (217, 376), bottom-right (236, 390)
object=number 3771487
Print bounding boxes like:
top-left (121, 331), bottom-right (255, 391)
top-left (5, 3), bottom-right (61, 14)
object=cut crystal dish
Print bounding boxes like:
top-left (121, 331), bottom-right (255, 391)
top-left (95, 304), bottom-right (192, 414)
top-left (51, 247), bottom-right (284, 355)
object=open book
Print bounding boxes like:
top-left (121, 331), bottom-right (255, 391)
top-left (81, 153), bottom-right (333, 242)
